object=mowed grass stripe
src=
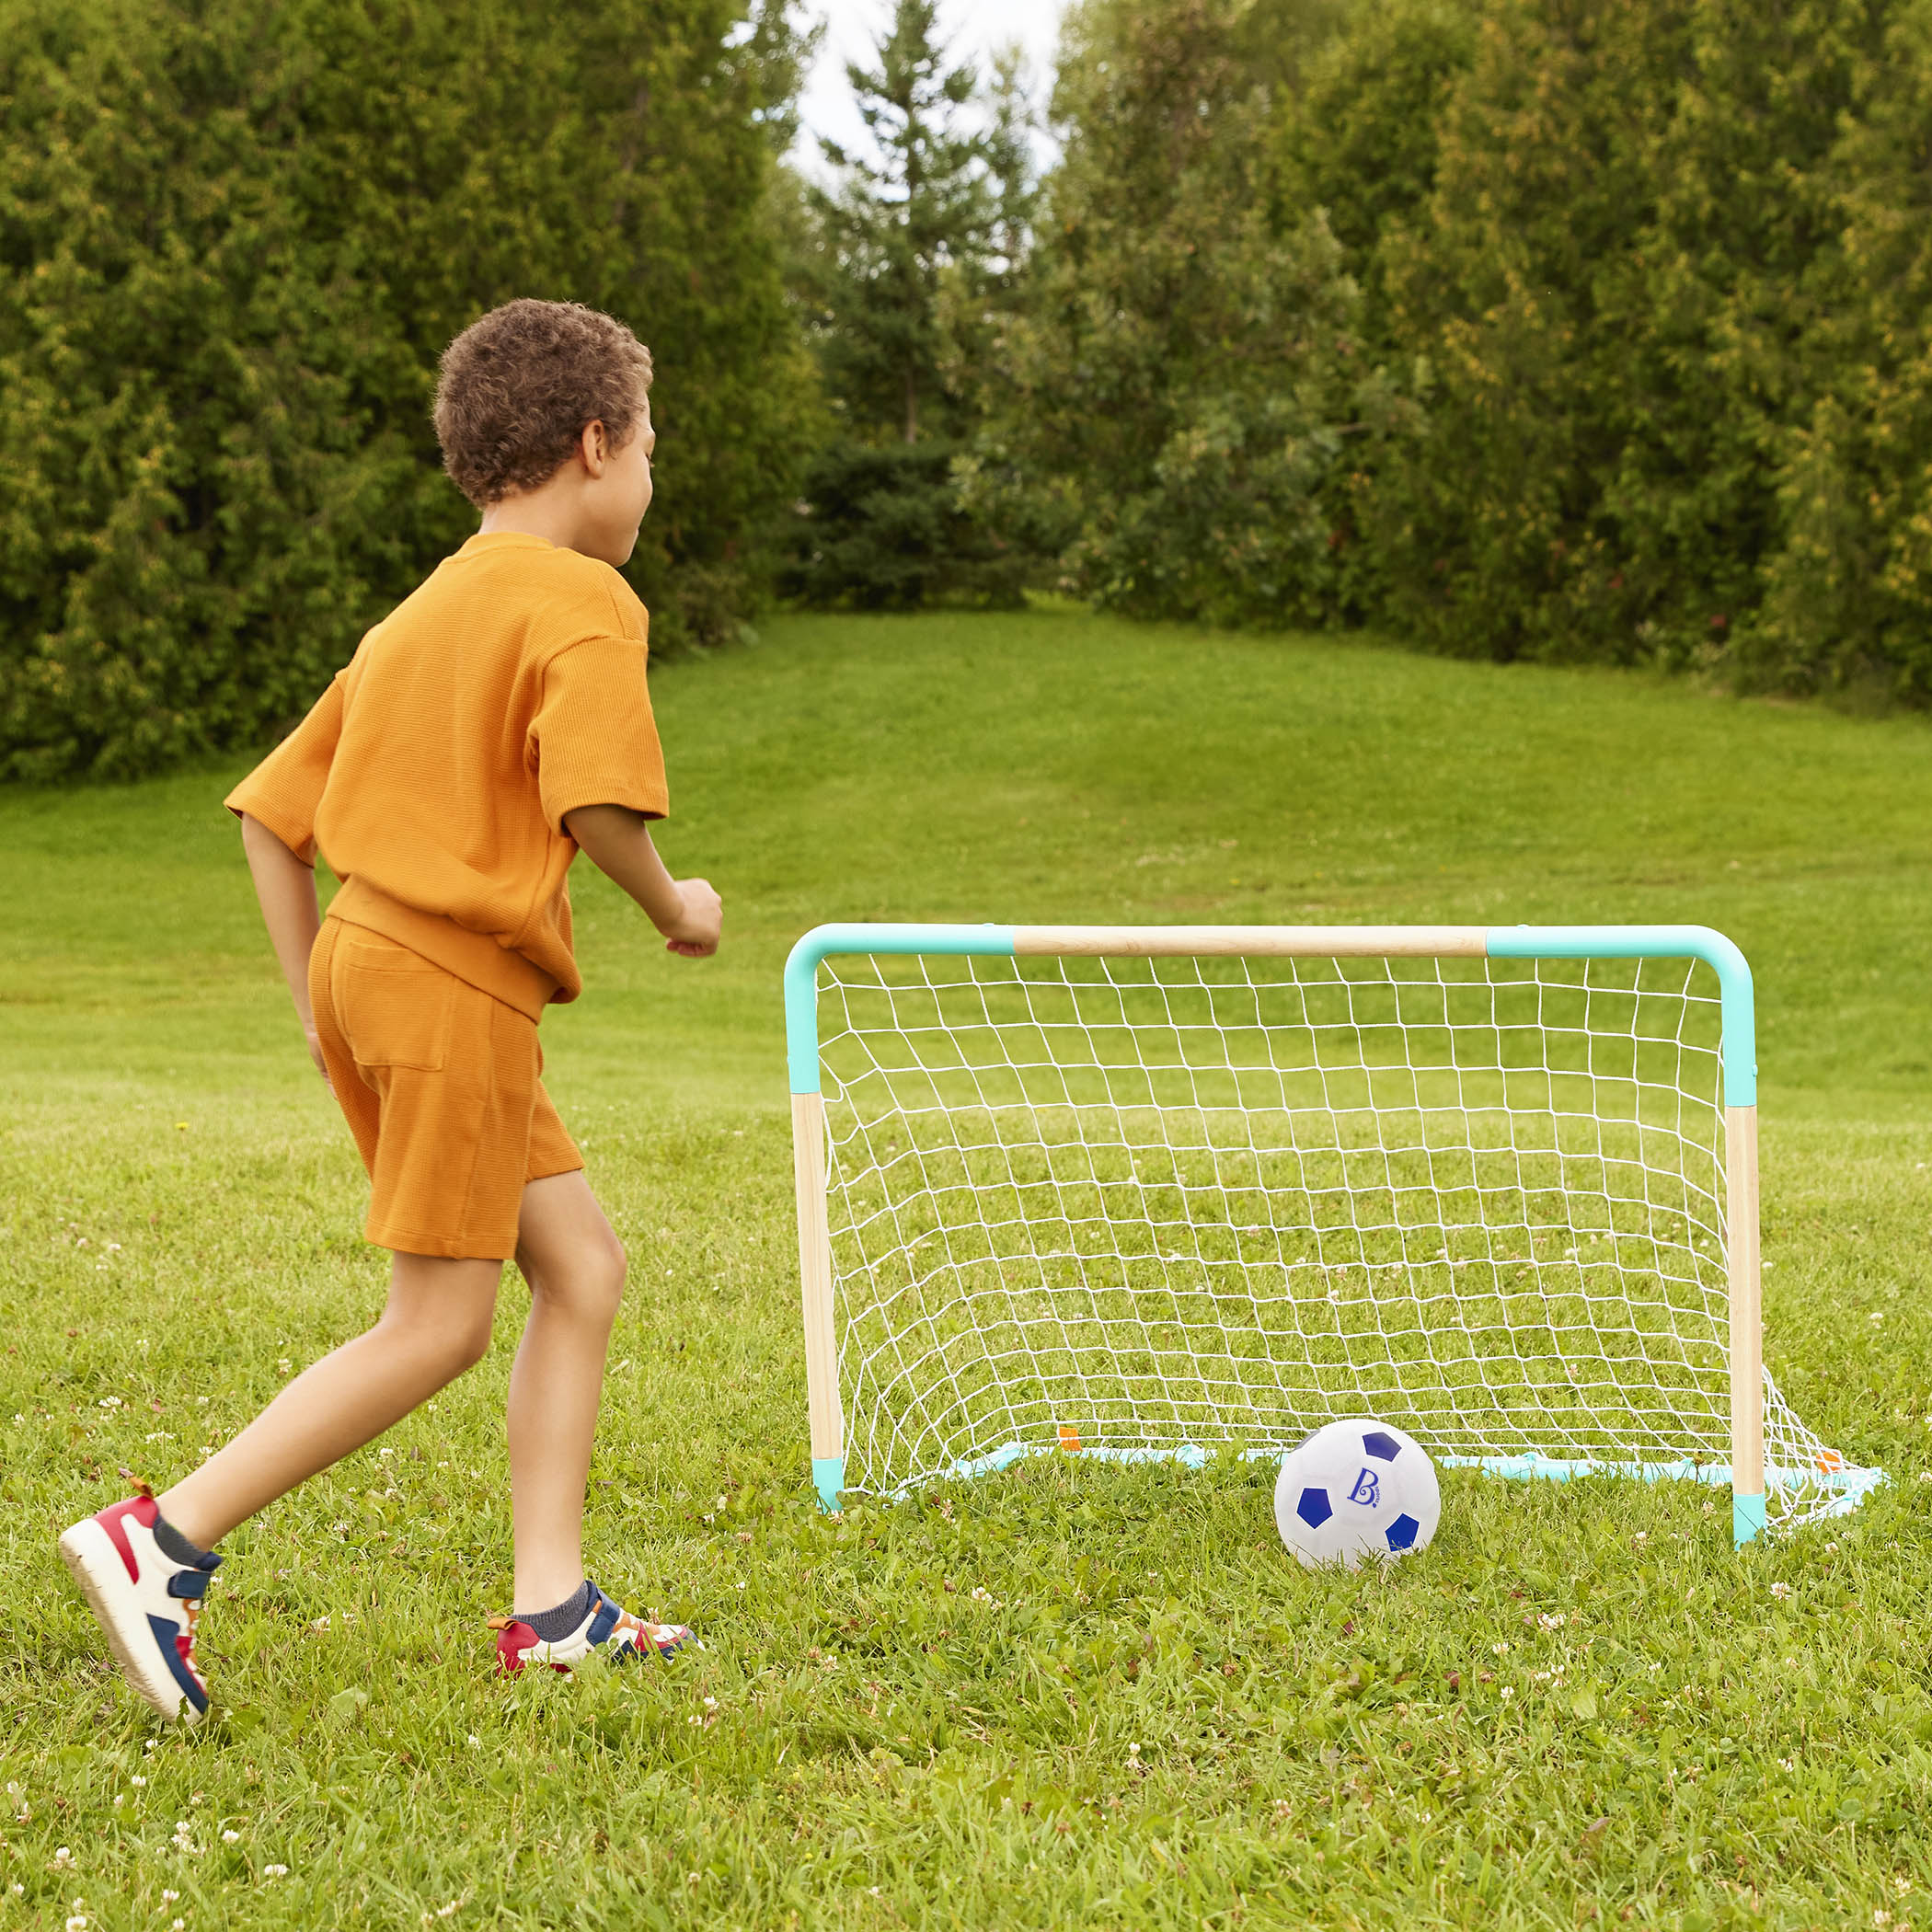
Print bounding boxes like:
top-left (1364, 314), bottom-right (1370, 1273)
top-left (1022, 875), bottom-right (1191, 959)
top-left (2, 607), bottom-right (1929, 1929)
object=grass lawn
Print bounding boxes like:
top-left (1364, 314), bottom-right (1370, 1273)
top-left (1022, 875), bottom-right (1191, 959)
top-left (3, 605), bottom-right (1931, 1929)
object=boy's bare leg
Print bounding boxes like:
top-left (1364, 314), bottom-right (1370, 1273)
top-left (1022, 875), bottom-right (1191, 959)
top-left (156, 1254), bottom-right (501, 1549)
top-left (506, 1170), bottom-right (627, 1612)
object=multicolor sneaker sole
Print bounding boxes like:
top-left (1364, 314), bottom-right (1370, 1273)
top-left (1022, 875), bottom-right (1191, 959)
top-left (58, 1491), bottom-right (221, 1723)
top-left (490, 1579), bottom-right (696, 1676)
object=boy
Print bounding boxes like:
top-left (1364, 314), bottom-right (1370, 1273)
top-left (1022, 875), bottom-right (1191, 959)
top-left (58, 298), bottom-right (720, 1721)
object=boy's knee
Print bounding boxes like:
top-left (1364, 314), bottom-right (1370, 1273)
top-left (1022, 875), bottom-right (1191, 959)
top-left (530, 1228), bottom-right (626, 1323)
top-left (582, 1231), bottom-right (628, 1319)
top-left (446, 1311), bottom-right (496, 1374)
top-left (381, 1304), bottom-right (493, 1379)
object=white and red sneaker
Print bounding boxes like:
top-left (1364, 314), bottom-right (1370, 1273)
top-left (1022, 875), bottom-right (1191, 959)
top-left (58, 1490), bottom-right (221, 1723)
top-left (489, 1580), bottom-right (696, 1676)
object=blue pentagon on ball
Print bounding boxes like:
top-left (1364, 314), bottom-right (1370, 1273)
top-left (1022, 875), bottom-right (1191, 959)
top-left (1296, 1486), bottom-right (1333, 1529)
top-left (1362, 1431), bottom-right (1403, 1462)
top-left (1385, 1512), bottom-right (1421, 1551)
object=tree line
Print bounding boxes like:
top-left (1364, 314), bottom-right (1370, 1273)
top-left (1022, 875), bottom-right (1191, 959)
top-left (0, 0), bottom-right (811, 779)
top-left (4, 0), bottom-right (1929, 778)
top-left (800, 0), bottom-right (1932, 711)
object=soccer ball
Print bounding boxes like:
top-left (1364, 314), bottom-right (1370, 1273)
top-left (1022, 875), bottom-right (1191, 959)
top-left (1273, 1418), bottom-right (1441, 1570)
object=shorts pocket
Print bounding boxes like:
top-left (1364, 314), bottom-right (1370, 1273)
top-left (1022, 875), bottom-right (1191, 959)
top-left (334, 938), bottom-right (456, 1072)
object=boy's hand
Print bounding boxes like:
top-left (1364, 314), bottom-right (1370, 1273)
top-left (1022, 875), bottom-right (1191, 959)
top-left (305, 1024), bottom-right (333, 1089)
top-left (561, 803), bottom-right (722, 960)
top-left (661, 878), bottom-right (721, 957)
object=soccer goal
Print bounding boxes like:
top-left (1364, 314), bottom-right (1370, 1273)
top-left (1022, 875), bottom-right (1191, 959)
top-left (786, 923), bottom-right (1881, 1545)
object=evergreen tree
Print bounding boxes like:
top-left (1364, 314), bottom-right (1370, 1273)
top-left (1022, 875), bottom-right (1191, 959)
top-left (963, 0), bottom-right (1409, 627)
top-left (1752, 0), bottom-right (1932, 704)
top-left (0, 0), bottom-right (816, 780)
top-left (807, 0), bottom-right (991, 445)
top-left (786, 0), bottom-right (1029, 606)
top-left (1363, 0), bottom-right (1887, 671)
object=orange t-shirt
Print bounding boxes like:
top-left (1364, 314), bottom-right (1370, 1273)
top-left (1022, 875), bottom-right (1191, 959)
top-left (226, 531), bottom-right (667, 1018)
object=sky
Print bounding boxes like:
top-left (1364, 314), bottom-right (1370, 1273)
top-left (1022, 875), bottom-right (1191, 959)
top-left (790, 0), bottom-right (1069, 175)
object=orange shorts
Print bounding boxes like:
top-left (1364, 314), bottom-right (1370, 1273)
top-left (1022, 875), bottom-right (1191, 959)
top-left (309, 917), bottom-right (582, 1260)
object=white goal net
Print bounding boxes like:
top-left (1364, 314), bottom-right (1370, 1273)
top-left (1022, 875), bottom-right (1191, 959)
top-left (798, 937), bottom-right (1876, 1537)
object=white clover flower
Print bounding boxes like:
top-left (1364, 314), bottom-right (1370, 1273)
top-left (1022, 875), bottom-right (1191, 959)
top-left (221, 1829), bottom-right (240, 1845)
top-left (1770, 1581), bottom-right (1793, 1601)
top-left (264, 1863), bottom-right (290, 1878)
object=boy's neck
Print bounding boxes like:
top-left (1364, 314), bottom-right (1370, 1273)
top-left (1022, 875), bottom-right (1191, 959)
top-left (477, 500), bottom-right (572, 551)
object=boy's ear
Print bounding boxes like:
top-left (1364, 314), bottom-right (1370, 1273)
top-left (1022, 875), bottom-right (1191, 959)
top-left (579, 420), bottom-right (610, 476)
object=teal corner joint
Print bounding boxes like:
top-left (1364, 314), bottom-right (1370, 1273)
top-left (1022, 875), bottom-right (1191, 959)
top-left (812, 1456), bottom-right (845, 1515)
top-left (1733, 1492), bottom-right (1767, 1549)
top-left (784, 923), bottom-right (1017, 1095)
top-left (1484, 924), bottom-right (1756, 1107)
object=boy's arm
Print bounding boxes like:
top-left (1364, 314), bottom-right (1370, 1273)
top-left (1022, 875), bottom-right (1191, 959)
top-left (241, 811), bottom-right (328, 1079)
top-left (563, 804), bottom-right (721, 958)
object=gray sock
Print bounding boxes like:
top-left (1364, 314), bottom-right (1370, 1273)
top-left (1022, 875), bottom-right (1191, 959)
top-left (521, 1579), bottom-right (595, 1640)
top-left (151, 1511), bottom-right (217, 1569)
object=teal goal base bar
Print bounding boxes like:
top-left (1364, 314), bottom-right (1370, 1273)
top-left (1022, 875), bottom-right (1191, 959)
top-left (819, 1440), bottom-right (1886, 1543)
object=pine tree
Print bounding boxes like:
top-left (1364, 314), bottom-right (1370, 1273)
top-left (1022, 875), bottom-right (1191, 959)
top-left (785, 0), bottom-right (1030, 607)
top-left (808, 0), bottom-right (992, 445)
top-left (962, 0), bottom-right (1404, 627)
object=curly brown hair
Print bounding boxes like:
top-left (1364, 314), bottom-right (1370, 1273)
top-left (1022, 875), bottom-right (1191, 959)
top-left (432, 299), bottom-right (654, 507)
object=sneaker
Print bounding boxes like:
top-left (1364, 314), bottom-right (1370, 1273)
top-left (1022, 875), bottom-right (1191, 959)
top-left (58, 1490), bottom-right (222, 1723)
top-left (489, 1579), bottom-right (696, 1676)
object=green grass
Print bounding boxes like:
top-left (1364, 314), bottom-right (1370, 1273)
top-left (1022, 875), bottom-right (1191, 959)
top-left (3, 606), bottom-right (1931, 1929)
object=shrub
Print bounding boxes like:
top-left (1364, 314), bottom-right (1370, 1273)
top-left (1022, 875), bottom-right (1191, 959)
top-left (969, 0), bottom-right (1418, 628)
top-left (1361, 0), bottom-right (1888, 668)
top-left (781, 441), bottom-right (1026, 610)
top-left (0, 0), bottom-right (813, 780)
